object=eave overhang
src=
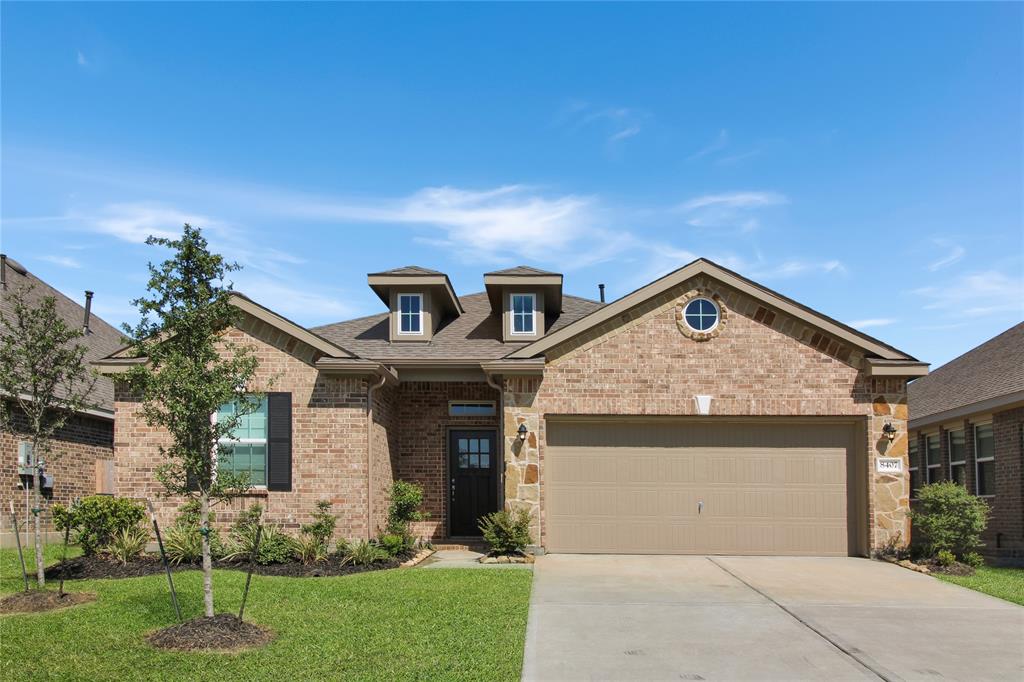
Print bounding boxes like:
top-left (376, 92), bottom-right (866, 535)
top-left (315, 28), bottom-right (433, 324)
top-left (367, 272), bottom-right (464, 317)
top-left (483, 273), bottom-right (563, 315)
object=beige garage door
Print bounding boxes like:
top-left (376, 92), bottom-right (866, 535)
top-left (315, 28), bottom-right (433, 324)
top-left (545, 419), bottom-right (861, 556)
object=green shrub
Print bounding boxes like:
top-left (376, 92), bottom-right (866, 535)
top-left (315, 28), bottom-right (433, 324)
top-left (222, 504), bottom-right (296, 565)
top-left (936, 549), bottom-right (956, 567)
top-left (385, 480), bottom-right (426, 537)
top-left (961, 551), bottom-right (985, 568)
top-left (344, 540), bottom-right (390, 566)
top-left (161, 501), bottom-right (224, 565)
top-left (295, 535), bottom-right (329, 564)
top-left (101, 525), bottom-right (150, 565)
top-left (377, 533), bottom-right (410, 557)
top-left (301, 500), bottom-right (337, 546)
top-left (52, 496), bottom-right (146, 555)
top-left (910, 482), bottom-right (990, 558)
top-left (478, 509), bottom-right (532, 555)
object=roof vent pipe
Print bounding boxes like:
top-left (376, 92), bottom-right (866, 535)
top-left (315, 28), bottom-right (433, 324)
top-left (0, 254), bottom-right (6, 290)
top-left (83, 291), bottom-right (94, 334)
top-left (598, 283), bottom-right (605, 303)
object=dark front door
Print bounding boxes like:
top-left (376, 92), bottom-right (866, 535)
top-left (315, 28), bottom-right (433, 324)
top-left (449, 430), bottom-right (498, 536)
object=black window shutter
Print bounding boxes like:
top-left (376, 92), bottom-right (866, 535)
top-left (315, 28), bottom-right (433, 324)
top-left (267, 392), bottom-right (292, 491)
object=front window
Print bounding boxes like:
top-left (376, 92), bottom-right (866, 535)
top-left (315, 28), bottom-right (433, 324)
top-left (975, 423), bottom-right (995, 496)
top-left (948, 429), bottom-right (966, 487)
top-left (217, 396), bottom-right (268, 486)
top-left (511, 294), bottom-right (536, 335)
top-left (925, 434), bottom-right (941, 484)
top-left (449, 401), bottom-right (497, 417)
top-left (909, 438), bottom-right (920, 499)
top-left (398, 294), bottom-right (423, 335)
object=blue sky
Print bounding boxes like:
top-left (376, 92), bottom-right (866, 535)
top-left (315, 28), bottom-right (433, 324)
top-left (2, 2), bottom-right (1021, 367)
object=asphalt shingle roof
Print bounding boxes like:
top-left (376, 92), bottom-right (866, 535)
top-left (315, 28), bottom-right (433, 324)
top-left (369, 266), bottom-right (444, 276)
top-left (908, 322), bottom-right (1024, 422)
top-left (1, 257), bottom-right (123, 412)
top-left (485, 265), bottom-right (561, 276)
top-left (312, 291), bottom-right (602, 361)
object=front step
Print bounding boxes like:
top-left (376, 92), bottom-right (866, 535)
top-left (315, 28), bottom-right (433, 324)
top-left (433, 538), bottom-right (489, 552)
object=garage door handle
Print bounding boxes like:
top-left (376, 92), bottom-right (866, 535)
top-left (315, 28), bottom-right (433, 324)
top-left (698, 500), bottom-right (703, 515)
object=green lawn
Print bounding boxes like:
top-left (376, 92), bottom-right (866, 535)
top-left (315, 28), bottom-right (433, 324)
top-left (1, 547), bottom-right (532, 681)
top-left (936, 566), bottom-right (1024, 606)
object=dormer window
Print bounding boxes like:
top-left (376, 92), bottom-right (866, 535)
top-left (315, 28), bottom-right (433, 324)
top-left (398, 293), bottom-right (423, 335)
top-left (511, 293), bottom-right (536, 335)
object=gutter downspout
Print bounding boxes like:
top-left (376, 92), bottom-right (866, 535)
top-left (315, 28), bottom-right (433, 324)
top-left (483, 371), bottom-right (504, 512)
top-left (366, 371), bottom-right (389, 541)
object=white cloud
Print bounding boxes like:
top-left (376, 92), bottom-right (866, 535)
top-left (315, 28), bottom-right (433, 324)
top-left (848, 318), bottom-right (896, 329)
top-left (687, 130), bottom-right (729, 161)
top-left (608, 126), bottom-right (641, 143)
top-left (912, 270), bottom-right (1024, 317)
top-left (232, 276), bottom-right (356, 324)
top-left (77, 50), bottom-right (87, 67)
top-left (39, 255), bottom-right (81, 269)
top-left (91, 202), bottom-right (213, 243)
top-left (752, 259), bottom-right (847, 279)
top-left (677, 191), bottom-right (788, 233)
top-left (928, 239), bottom-right (965, 271)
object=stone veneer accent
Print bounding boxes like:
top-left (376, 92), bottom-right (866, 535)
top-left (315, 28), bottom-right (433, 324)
top-left (1, 400), bottom-right (114, 532)
top-left (500, 274), bottom-right (910, 553)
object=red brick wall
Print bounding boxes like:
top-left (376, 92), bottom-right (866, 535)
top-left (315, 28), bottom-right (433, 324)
top-left (113, 316), bottom-right (373, 541)
top-left (1, 399), bottom-right (114, 531)
top-left (395, 381), bottom-right (499, 540)
top-left (501, 275), bottom-right (910, 552)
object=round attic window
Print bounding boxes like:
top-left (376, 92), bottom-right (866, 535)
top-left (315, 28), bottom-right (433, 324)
top-left (682, 297), bottom-right (720, 332)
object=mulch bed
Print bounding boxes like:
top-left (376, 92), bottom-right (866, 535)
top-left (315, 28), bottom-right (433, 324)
top-left (147, 613), bottom-right (274, 652)
top-left (0, 590), bottom-right (96, 614)
top-left (45, 552), bottom-right (408, 580)
top-left (926, 561), bottom-right (976, 576)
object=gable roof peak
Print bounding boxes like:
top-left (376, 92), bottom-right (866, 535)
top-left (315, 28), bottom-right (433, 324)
top-left (369, 265), bottom-right (444, 276)
top-left (484, 265), bottom-right (562, 277)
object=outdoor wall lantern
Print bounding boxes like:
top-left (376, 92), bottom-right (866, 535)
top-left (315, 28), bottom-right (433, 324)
top-left (882, 422), bottom-right (898, 443)
top-left (517, 423), bottom-right (529, 441)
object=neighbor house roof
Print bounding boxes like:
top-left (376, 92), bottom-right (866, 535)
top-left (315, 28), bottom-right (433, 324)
top-left (506, 258), bottom-right (923, 364)
top-left (1, 256), bottom-right (123, 416)
top-left (313, 291), bottom-right (602, 361)
top-left (909, 322), bottom-right (1024, 428)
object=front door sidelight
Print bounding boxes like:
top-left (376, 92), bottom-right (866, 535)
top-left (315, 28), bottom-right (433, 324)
top-left (449, 430), bottom-right (498, 536)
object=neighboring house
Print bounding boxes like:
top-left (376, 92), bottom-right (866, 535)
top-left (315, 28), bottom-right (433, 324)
top-left (908, 322), bottom-right (1024, 565)
top-left (0, 255), bottom-right (122, 541)
top-left (96, 259), bottom-right (928, 556)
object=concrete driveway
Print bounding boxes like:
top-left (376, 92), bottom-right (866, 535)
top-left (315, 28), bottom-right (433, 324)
top-left (522, 555), bottom-right (1024, 681)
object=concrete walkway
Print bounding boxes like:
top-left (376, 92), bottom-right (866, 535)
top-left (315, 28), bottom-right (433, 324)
top-left (418, 549), bottom-right (532, 569)
top-left (523, 555), bottom-right (1024, 681)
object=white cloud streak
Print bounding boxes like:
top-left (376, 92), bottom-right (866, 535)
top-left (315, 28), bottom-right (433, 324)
top-left (912, 270), bottom-right (1024, 317)
top-left (928, 239), bottom-right (965, 271)
top-left (677, 191), bottom-right (788, 233)
top-left (848, 318), bottom-right (896, 329)
top-left (39, 255), bottom-right (82, 269)
top-left (77, 50), bottom-right (87, 67)
top-left (687, 130), bottom-right (729, 161)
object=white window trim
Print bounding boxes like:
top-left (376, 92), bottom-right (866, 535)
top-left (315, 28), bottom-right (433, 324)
top-left (510, 293), bottom-right (537, 336)
top-left (974, 421), bottom-right (995, 498)
top-left (925, 433), bottom-right (941, 484)
top-left (447, 400), bottom-right (497, 417)
top-left (213, 402), bottom-right (269, 489)
top-left (683, 297), bottom-right (721, 333)
top-left (397, 293), bottom-right (424, 336)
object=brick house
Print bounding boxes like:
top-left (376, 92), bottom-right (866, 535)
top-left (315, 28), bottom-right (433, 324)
top-left (97, 259), bottom-right (928, 556)
top-left (1, 255), bottom-right (122, 542)
top-left (907, 322), bottom-right (1024, 565)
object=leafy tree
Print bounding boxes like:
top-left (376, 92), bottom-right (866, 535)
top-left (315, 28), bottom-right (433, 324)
top-left (910, 481), bottom-right (990, 558)
top-left (122, 224), bottom-right (260, 617)
top-left (0, 285), bottom-right (97, 587)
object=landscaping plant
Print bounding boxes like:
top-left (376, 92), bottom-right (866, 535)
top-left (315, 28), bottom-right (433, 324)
top-left (478, 509), bottom-right (532, 555)
top-left (0, 284), bottom-right (98, 587)
top-left (102, 525), bottom-right (151, 565)
top-left (384, 480), bottom-right (427, 548)
top-left (297, 500), bottom-right (336, 562)
top-left (52, 496), bottom-right (147, 556)
top-left (909, 481), bottom-right (990, 560)
top-left (345, 540), bottom-right (390, 566)
top-left (163, 501), bottom-right (223, 565)
top-left (120, 224), bottom-right (261, 617)
top-left (223, 505), bottom-right (295, 565)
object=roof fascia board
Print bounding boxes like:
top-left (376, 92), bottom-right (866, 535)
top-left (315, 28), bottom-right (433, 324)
top-left (2, 391), bottom-right (114, 421)
top-left (909, 390), bottom-right (1024, 430)
top-left (507, 260), bottom-right (912, 361)
top-left (367, 274), bottom-right (464, 314)
top-left (480, 359), bottom-right (545, 376)
top-left (482, 274), bottom-right (563, 286)
top-left (314, 358), bottom-right (399, 386)
top-left (865, 359), bottom-right (930, 377)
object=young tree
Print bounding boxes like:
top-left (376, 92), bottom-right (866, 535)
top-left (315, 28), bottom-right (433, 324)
top-left (123, 224), bottom-right (259, 618)
top-left (0, 286), bottom-right (97, 587)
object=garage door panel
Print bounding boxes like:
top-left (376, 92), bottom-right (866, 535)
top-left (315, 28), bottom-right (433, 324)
top-left (545, 420), bottom-right (855, 556)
